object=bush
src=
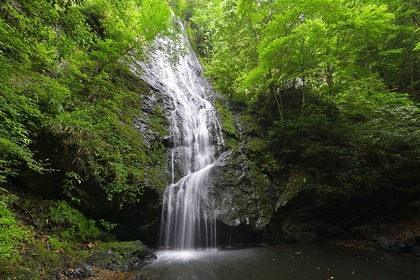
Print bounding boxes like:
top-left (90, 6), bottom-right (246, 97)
top-left (49, 201), bottom-right (103, 243)
top-left (0, 190), bottom-right (29, 259)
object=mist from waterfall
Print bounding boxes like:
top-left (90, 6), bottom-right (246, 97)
top-left (136, 23), bottom-right (224, 250)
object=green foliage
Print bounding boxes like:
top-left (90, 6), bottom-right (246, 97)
top-left (0, 190), bottom-right (29, 260)
top-left (244, 0), bottom-right (396, 103)
top-left (189, 0), bottom-right (418, 105)
top-left (94, 240), bottom-right (147, 253)
top-left (0, 189), bottom-right (119, 279)
top-left (245, 138), bottom-right (281, 176)
top-left (188, 0), bottom-right (420, 207)
top-left (265, 87), bottom-right (420, 193)
top-left (214, 100), bottom-right (239, 148)
top-left (0, 0), bottom-right (171, 207)
top-left (49, 88), bottom-right (153, 203)
top-left (0, 60), bottom-right (47, 182)
top-left (48, 236), bottom-right (76, 252)
top-left (48, 200), bottom-right (103, 242)
top-left (0, 0), bottom-right (171, 274)
top-left (338, 89), bottom-right (420, 189)
top-left (99, 219), bottom-right (119, 231)
top-left (169, 0), bottom-right (194, 20)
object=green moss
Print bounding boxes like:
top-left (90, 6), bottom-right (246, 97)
top-left (88, 241), bottom-right (151, 271)
top-left (6, 233), bottom-right (92, 279)
top-left (0, 226), bottom-right (83, 279)
top-left (94, 240), bottom-right (148, 253)
top-left (48, 200), bottom-right (104, 243)
top-left (276, 172), bottom-right (310, 208)
top-left (0, 191), bottom-right (113, 278)
top-left (142, 104), bottom-right (168, 192)
top-left (0, 190), bottom-right (29, 260)
top-left (211, 150), bottom-right (274, 229)
top-left (49, 236), bottom-right (75, 252)
top-left (243, 137), bottom-right (281, 176)
top-left (0, 189), bottom-right (156, 278)
top-left (246, 159), bottom-right (275, 225)
top-left (214, 100), bottom-right (240, 148)
top-left (245, 138), bottom-right (268, 152)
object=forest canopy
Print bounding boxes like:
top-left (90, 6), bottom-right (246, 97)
top-left (179, 0), bottom-right (419, 196)
top-left (181, 0), bottom-right (419, 101)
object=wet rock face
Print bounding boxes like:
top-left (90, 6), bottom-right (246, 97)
top-left (134, 88), bottom-right (171, 149)
top-left (265, 171), bottom-right (364, 243)
top-left (61, 266), bottom-right (95, 279)
top-left (267, 172), bottom-right (418, 244)
top-left (210, 149), bottom-right (275, 231)
top-left (110, 187), bottom-right (162, 247)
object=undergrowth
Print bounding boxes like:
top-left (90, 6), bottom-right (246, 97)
top-left (0, 187), bottom-right (112, 279)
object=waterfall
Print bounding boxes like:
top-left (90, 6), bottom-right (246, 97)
top-left (136, 23), bottom-right (224, 250)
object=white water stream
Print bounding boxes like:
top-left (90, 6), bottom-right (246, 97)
top-left (137, 23), bottom-right (224, 250)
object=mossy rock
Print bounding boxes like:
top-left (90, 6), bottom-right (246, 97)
top-left (214, 99), bottom-right (240, 149)
top-left (87, 241), bottom-right (155, 271)
top-left (210, 149), bottom-right (274, 230)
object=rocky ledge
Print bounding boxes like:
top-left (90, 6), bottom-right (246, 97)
top-left (59, 241), bottom-right (156, 279)
top-left (331, 221), bottom-right (420, 258)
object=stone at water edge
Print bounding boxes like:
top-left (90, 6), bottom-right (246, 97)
top-left (87, 240), bottom-right (156, 271)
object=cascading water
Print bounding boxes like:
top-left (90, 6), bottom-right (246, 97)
top-left (136, 23), bottom-right (225, 250)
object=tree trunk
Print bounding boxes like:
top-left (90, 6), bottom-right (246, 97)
top-left (301, 76), bottom-right (306, 117)
top-left (273, 87), bottom-right (284, 121)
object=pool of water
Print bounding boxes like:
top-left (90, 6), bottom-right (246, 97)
top-left (123, 244), bottom-right (420, 280)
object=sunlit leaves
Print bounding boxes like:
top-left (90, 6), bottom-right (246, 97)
top-left (0, 191), bottom-right (29, 259)
top-left (190, 0), bottom-right (411, 104)
top-left (187, 0), bottom-right (420, 196)
top-left (84, 0), bottom-right (170, 67)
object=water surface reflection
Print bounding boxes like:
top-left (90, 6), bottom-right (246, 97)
top-left (130, 245), bottom-right (420, 280)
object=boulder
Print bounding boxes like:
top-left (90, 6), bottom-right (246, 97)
top-left (210, 149), bottom-right (274, 230)
top-left (87, 241), bottom-right (156, 271)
